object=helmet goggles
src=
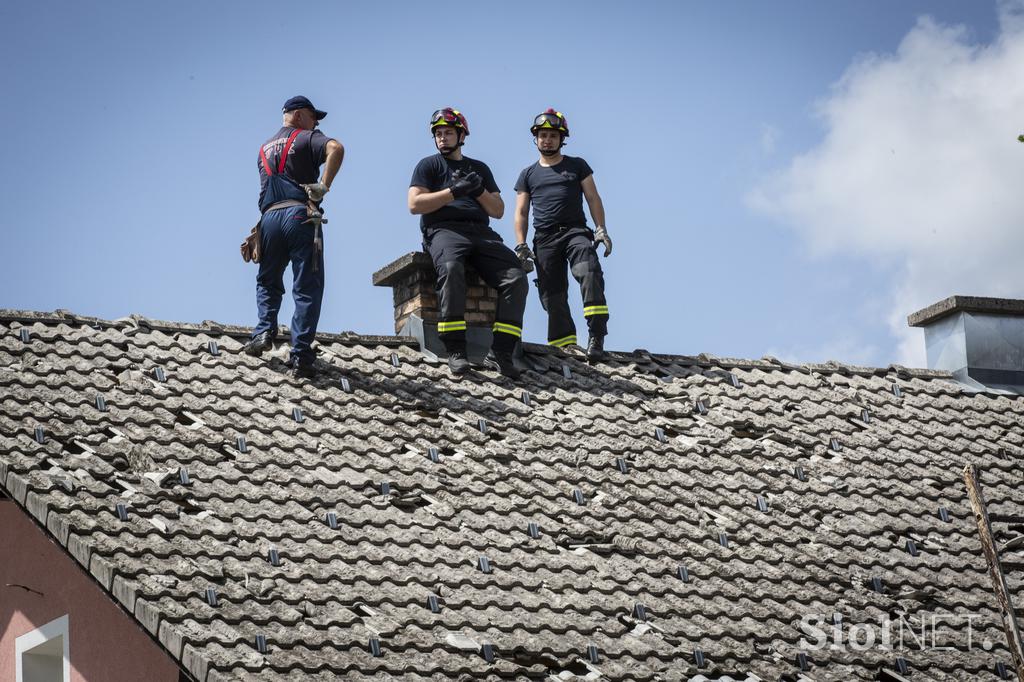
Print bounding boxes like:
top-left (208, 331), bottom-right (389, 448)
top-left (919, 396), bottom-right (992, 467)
top-left (531, 110), bottom-right (569, 136)
top-left (430, 108), bottom-right (469, 135)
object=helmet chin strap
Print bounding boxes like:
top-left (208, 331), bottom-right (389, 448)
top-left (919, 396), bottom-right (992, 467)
top-left (437, 129), bottom-right (465, 156)
top-left (534, 135), bottom-right (564, 157)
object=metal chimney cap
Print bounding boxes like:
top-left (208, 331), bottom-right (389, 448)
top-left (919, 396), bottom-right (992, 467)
top-left (908, 296), bottom-right (1024, 328)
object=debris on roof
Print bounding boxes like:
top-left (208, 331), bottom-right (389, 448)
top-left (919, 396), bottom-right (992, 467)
top-left (1, 309), bottom-right (1022, 681)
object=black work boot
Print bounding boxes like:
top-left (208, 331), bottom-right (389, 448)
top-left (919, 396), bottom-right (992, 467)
top-left (242, 331), bottom-right (274, 357)
top-left (292, 362), bottom-right (317, 379)
top-left (287, 355), bottom-right (318, 379)
top-left (586, 335), bottom-right (606, 363)
top-left (488, 350), bottom-right (521, 380)
top-left (447, 347), bottom-right (471, 376)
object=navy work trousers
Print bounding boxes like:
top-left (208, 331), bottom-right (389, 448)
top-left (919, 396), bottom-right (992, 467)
top-left (252, 205), bottom-right (324, 365)
top-left (423, 225), bottom-right (528, 353)
top-left (533, 226), bottom-right (608, 347)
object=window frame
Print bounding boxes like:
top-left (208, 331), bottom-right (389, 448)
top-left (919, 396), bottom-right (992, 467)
top-left (15, 614), bottom-right (70, 682)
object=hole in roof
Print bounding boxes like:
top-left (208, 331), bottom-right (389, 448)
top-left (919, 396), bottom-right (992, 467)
top-left (509, 649), bottom-right (561, 670)
top-left (549, 660), bottom-right (591, 676)
top-left (413, 407), bottom-right (441, 419)
top-left (391, 493), bottom-right (430, 512)
top-left (731, 423), bottom-right (767, 439)
top-left (353, 603), bottom-right (375, 618)
top-left (173, 410), bottom-right (202, 428)
top-left (65, 441), bottom-right (86, 455)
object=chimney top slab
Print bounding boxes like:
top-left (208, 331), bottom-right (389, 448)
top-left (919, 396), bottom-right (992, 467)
top-left (907, 295), bottom-right (1024, 328)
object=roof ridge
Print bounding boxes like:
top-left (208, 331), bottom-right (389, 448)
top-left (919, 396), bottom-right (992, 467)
top-left (0, 307), bottom-right (952, 377)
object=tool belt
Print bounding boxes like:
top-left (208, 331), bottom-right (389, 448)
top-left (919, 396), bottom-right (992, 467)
top-left (240, 220), bottom-right (262, 263)
top-left (240, 201), bottom-right (327, 265)
top-left (244, 128), bottom-right (327, 265)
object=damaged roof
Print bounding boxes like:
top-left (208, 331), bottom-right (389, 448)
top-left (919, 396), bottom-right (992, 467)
top-left (1, 308), bottom-right (1022, 681)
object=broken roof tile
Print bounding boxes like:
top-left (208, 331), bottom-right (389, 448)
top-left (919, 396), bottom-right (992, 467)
top-left (0, 309), bottom-right (1019, 681)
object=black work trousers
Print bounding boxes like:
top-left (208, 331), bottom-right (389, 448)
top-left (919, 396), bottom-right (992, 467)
top-left (423, 225), bottom-right (528, 353)
top-left (533, 226), bottom-right (608, 347)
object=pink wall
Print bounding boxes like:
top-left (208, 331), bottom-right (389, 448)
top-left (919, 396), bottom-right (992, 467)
top-left (0, 500), bottom-right (181, 682)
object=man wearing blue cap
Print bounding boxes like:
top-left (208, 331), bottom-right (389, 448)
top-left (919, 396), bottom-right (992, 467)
top-left (242, 96), bottom-right (344, 378)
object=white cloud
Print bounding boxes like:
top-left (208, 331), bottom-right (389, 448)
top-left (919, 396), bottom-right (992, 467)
top-left (749, 2), bottom-right (1024, 366)
top-left (766, 337), bottom-right (883, 368)
top-left (759, 123), bottom-right (779, 155)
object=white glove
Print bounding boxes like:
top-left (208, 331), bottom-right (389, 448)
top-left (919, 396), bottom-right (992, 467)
top-left (594, 226), bottom-right (613, 257)
top-left (301, 182), bottom-right (329, 202)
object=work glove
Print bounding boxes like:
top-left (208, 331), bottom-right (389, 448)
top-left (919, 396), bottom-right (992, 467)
top-left (450, 171), bottom-right (483, 199)
top-left (301, 182), bottom-right (329, 202)
top-left (593, 225), bottom-right (613, 257)
top-left (514, 243), bottom-right (535, 273)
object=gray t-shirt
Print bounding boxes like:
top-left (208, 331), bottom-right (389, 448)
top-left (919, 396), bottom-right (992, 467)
top-left (514, 156), bottom-right (594, 232)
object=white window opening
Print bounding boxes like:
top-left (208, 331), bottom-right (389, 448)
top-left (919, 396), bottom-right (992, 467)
top-left (15, 614), bottom-right (70, 682)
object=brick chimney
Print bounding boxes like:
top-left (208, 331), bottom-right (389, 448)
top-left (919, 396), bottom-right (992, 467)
top-left (908, 295), bottom-right (1024, 394)
top-left (372, 252), bottom-right (499, 359)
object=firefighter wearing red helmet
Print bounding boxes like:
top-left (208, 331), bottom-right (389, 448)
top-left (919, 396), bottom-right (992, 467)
top-left (514, 109), bottom-right (612, 362)
top-left (408, 107), bottom-right (528, 378)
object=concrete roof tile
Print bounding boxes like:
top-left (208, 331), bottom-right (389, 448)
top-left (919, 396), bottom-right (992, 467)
top-left (2, 309), bottom-right (1023, 680)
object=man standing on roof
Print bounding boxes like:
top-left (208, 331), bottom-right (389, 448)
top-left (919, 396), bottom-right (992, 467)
top-left (242, 96), bottom-right (344, 378)
top-left (513, 109), bottom-right (612, 362)
top-left (409, 107), bottom-right (528, 379)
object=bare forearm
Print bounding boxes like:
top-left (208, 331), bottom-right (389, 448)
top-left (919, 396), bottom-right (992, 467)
top-left (514, 209), bottom-right (529, 243)
top-left (410, 188), bottom-right (456, 214)
top-left (321, 142), bottom-right (344, 189)
top-left (588, 195), bottom-right (606, 228)
top-left (513, 192), bottom-right (530, 244)
top-left (477, 191), bottom-right (504, 219)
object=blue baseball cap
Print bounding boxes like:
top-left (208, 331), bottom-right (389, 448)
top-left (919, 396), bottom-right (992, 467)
top-left (282, 95), bottom-right (327, 120)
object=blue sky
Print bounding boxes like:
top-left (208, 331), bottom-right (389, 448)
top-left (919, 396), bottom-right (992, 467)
top-left (2, 1), bottom-right (1018, 367)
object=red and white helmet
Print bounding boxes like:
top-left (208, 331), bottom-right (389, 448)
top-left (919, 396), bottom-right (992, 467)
top-left (430, 107), bottom-right (470, 136)
top-left (530, 108), bottom-right (569, 137)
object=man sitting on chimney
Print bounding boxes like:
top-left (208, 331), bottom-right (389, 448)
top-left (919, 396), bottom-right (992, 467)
top-left (408, 107), bottom-right (528, 379)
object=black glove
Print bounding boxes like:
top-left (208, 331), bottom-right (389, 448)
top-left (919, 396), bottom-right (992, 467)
top-left (514, 243), bottom-right (535, 273)
top-left (451, 171), bottom-right (483, 199)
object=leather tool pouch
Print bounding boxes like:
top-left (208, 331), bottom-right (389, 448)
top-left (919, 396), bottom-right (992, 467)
top-left (240, 220), bottom-right (262, 264)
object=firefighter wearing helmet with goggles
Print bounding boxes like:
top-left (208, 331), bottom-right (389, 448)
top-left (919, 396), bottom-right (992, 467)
top-left (408, 108), bottom-right (529, 379)
top-left (513, 109), bottom-right (612, 362)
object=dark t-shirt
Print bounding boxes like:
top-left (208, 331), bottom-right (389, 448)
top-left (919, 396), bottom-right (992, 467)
top-left (514, 156), bottom-right (594, 232)
top-left (409, 154), bottom-right (500, 231)
top-left (258, 127), bottom-right (331, 209)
